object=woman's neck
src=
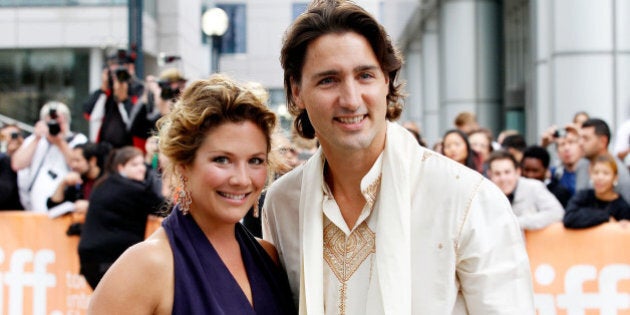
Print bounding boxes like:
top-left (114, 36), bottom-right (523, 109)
top-left (595, 189), bottom-right (618, 201)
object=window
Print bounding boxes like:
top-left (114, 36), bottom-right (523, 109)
top-left (292, 2), bottom-right (308, 20)
top-left (216, 3), bottom-right (247, 54)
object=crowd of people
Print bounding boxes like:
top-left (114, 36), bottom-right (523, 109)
top-left (426, 110), bottom-right (630, 232)
top-left (0, 0), bottom-right (629, 314)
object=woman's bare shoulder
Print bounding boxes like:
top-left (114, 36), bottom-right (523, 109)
top-left (88, 228), bottom-right (174, 315)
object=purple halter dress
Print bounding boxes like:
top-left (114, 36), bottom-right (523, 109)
top-left (162, 207), bottom-right (296, 315)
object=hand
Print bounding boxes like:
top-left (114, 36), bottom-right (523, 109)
top-left (101, 68), bottom-right (110, 92)
top-left (74, 200), bottom-right (89, 215)
top-left (64, 172), bottom-right (83, 187)
top-left (540, 125), bottom-right (557, 148)
top-left (33, 120), bottom-right (48, 139)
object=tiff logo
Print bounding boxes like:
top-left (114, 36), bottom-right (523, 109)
top-left (0, 248), bottom-right (56, 315)
top-left (535, 263), bottom-right (630, 315)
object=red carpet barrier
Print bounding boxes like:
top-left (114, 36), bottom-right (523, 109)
top-left (0, 213), bottom-right (628, 314)
top-left (525, 222), bottom-right (630, 315)
top-left (0, 212), bottom-right (162, 315)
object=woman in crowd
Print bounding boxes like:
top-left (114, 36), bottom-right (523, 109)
top-left (441, 129), bottom-right (480, 172)
top-left (78, 145), bottom-right (165, 290)
top-left (563, 153), bottom-right (630, 229)
top-left (88, 75), bottom-right (295, 314)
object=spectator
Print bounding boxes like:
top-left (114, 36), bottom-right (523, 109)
top-left (564, 153), bottom-right (630, 229)
top-left (0, 123), bottom-right (24, 156)
top-left (83, 49), bottom-right (142, 149)
top-left (263, 0), bottom-right (534, 312)
top-left (521, 145), bottom-right (572, 207)
top-left (577, 118), bottom-right (630, 203)
top-left (501, 133), bottom-right (527, 163)
top-left (88, 76), bottom-right (295, 314)
top-left (403, 121), bottom-right (427, 146)
top-left (453, 111), bottom-right (479, 134)
top-left (488, 150), bottom-right (564, 231)
top-left (469, 128), bottom-right (494, 175)
top-left (613, 117), bottom-right (630, 169)
top-left (0, 123), bottom-right (24, 210)
top-left (12, 101), bottom-right (88, 212)
top-left (0, 152), bottom-right (23, 210)
top-left (573, 111), bottom-right (590, 127)
top-left (78, 146), bottom-right (165, 290)
top-left (47, 142), bottom-right (111, 216)
top-left (544, 125), bottom-right (586, 196)
top-left (497, 129), bottom-right (519, 148)
top-left (441, 129), bottom-right (480, 172)
top-left (130, 68), bottom-right (187, 151)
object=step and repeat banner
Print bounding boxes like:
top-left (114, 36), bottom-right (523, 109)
top-left (0, 212), bottom-right (628, 314)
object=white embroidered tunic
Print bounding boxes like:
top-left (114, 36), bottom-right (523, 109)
top-left (322, 155), bottom-right (382, 315)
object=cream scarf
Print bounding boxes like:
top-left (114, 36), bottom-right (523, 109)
top-left (298, 122), bottom-right (421, 314)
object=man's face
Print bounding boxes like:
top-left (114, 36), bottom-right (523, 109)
top-left (580, 126), bottom-right (604, 159)
top-left (556, 131), bottom-right (582, 166)
top-left (521, 157), bottom-right (546, 181)
top-left (489, 158), bottom-right (520, 195)
top-left (292, 32), bottom-right (389, 155)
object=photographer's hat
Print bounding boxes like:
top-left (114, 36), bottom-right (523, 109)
top-left (159, 68), bottom-right (187, 83)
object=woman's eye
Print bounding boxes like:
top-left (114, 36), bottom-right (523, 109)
top-left (250, 157), bottom-right (265, 165)
top-left (213, 156), bottom-right (229, 164)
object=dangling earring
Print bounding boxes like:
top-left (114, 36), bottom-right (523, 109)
top-left (178, 175), bottom-right (191, 215)
top-left (253, 196), bottom-right (260, 218)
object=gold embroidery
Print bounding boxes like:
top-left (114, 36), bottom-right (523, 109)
top-left (323, 221), bottom-right (376, 315)
top-left (364, 175), bottom-right (381, 210)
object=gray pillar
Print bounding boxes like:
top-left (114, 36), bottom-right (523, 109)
top-left (440, 0), bottom-right (502, 134)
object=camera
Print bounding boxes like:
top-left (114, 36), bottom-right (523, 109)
top-left (113, 66), bottom-right (131, 82)
top-left (47, 108), bottom-right (61, 136)
top-left (158, 80), bottom-right (181, 101)
top-left (552, 128), bottom-right (566, 138)
top-left (10, 131), bottom-right (20, 140)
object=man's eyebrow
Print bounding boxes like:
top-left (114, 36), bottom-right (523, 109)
top-left (310, 65), bottom-right (380, 80)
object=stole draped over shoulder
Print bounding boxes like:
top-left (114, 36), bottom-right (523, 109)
top-left (162, 207), bottom-right (296, 315)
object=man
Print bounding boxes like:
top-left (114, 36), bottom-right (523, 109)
top-left (521, 145), bottom-right (572, 207)
top-left (577, 118), bottom-right (630, 202)
top-left (83, 49), bottom-right (142, 149)
top-left (501, 133), bottom-right (527, 163)
top-left (47, 142), bottom-right (110, 215)
top-left (487, 150), bottom-right (564, 232)
top-left (543, 125), bottom-right (587, 196)
top-left (262, 1), bottom-right (534, 313)
top-left (12, 101), bottom-right (88, 213)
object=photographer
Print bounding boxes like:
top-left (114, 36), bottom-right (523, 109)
top-left (129, 68), bottom-right (186, 148)
top-left (11, 101), bottom-right (87, 213)
top-left (83, 49), bottom-right (144, 149)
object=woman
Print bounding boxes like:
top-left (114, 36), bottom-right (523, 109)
top-left (441, 129), bottom-right (480, 172)
top-left (563, 153), bottom-right (630, 229)
top-left (88, 75), bottom-right (296, 314)
top-left (78, 145), bottom-right (165, 290)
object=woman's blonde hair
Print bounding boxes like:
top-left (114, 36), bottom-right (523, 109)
top-left (156, 75), bottom-right (277, 200)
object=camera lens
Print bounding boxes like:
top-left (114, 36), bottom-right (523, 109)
top-left (48, 121), bottom-right (61, 136)
top-left (10, 132), bottom-right (19, 139)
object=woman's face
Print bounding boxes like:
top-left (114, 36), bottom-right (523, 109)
top-left (118, 155), bottom-right (146, 182)
top-left (182, 121), bottom-right (268, 225)
top-left (442, 133), bottom-right (468, 164)
top-left (469, 132), bottom-right (491, 161)
top-left (590, 162), bottom-right (617, 195)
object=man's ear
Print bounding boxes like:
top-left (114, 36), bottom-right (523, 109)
top-left (290, 79), bottom-right (304, 109)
